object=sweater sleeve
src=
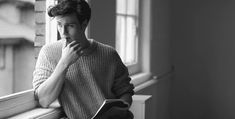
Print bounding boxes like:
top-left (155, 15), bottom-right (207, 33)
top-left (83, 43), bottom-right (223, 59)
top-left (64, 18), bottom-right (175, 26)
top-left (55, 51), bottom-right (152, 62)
top-left (32, 47), bottom-right (53, 94)
top-left (111, 51), bottom-right (135, 98)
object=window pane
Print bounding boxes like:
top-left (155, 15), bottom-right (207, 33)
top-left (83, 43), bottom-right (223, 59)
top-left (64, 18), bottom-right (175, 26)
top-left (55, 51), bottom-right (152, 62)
top-left (117, 0), bottom-right (126, 14)
top-left (116, 16), bottom-right (126, 61)
top-left (127, 0), bottom-right (137, 15)
top-left (116, 16), bottom-right (138, 65)
top-left (116, 0), bottom-right (139, 67)
top-left (46, 0), bottom-right (58, 43)
top-left (126, 17), bottom-right (137, 64)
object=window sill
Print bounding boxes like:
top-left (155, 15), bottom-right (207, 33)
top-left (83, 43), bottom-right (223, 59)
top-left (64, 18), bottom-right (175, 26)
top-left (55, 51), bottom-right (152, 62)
top-left (130, 72), bottom-right (157, 92)
top-left (10, 95), bottom-right (153, 119)
top-left (9, 95), bottom-right (153, 119)
top-left (4, 72), bottom-right (155, 119)
top-left (9, 107), bottom-right (62, 119)
top-left (130, 72), bottom-right (155, 87)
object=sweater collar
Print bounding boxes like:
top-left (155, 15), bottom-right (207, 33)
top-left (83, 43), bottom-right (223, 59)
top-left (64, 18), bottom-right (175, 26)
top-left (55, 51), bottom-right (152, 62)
top-left (81, 39), bottom-right (97, 56)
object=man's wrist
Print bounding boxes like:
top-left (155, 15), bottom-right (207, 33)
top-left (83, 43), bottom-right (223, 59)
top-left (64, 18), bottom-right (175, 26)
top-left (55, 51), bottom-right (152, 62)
top-left (120, 93), bottom-right (132, 108)
top-left (122, 100), bottom-right (130, 108)
top-left (58, 60), bottom-right (70, 71)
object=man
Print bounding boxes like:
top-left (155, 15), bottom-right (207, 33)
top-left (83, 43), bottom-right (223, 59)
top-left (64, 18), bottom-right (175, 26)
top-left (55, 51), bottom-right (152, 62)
top-left (33, 0), bottom-right (134, 118)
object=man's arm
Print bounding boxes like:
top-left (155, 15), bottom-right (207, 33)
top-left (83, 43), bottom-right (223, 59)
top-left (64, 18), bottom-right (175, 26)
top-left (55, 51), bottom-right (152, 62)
top-left (112, 51), bottom-right (135, 107)
top-left (36, 60), bottom-right (69, 108)
top-left (120, 93), bottom-right (133, 107)
top-left (36, 41), bottom-right (82, 108)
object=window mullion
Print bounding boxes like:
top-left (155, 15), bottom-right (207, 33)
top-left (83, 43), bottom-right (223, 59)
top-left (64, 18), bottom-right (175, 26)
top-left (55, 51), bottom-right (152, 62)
top-left (124, 16), bottom-right (127, 63)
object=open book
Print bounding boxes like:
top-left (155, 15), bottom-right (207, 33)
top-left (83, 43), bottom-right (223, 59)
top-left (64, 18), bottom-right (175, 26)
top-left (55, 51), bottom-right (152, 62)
top-left (91, 99), bottom-right (129, 119)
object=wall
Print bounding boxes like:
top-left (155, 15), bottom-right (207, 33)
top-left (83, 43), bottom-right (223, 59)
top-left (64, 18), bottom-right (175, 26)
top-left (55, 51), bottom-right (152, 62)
top-left (151, 0), bottom-right (172, 75)
top-left (14, 42), bottom-right (35, 93)
top-left (0, 43), bottom-right (34, 96)
top-left (89, 0), bottom-right (116, 47)
top-left (170, 0), bottom-right (235, 118)
top-left (150, 0), bottom-right (172, 118)
top-left (0, 46), bottom-right (13, 96)
top-left (0, 3), bottom-right (21, 24)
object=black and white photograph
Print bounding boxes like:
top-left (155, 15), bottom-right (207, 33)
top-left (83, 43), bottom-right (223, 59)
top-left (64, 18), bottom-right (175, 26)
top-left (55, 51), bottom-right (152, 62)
top-left (0, 0), bottom-right (235, 119)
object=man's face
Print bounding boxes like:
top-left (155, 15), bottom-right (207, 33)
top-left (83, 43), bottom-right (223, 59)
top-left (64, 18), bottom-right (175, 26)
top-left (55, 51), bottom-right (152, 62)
top-left (56, 13), bottom-right (84, 43)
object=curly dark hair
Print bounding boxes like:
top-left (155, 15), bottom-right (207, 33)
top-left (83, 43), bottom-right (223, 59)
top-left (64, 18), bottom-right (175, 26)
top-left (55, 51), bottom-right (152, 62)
top-left (48, 0), bottom-right (91, 25)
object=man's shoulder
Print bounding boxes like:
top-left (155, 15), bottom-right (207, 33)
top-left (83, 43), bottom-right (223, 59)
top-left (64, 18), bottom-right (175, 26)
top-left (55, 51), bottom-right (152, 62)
top-left (41, 40), bottom-right (63, 52)
top-left (93, 40), bottom-right (122, 63)
top-left (39, 40), bottom-right (63, 60)
top-left (95, 40), bottom-right (117, 54)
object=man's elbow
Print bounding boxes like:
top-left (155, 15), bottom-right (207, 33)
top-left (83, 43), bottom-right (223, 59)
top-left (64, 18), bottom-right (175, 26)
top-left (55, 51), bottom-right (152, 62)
top-left (38, 97), bottom-right (51, 108)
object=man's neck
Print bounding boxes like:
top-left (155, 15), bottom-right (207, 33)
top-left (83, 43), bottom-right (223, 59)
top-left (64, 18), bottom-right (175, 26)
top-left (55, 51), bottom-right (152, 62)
top-left (81, 36), bottom-right (90, 49)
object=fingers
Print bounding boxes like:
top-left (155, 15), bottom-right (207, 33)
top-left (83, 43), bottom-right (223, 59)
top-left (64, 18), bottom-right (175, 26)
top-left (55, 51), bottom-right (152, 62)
top-left (76, 46), bottom-right (85, 56)
top-left (62, 39), bottom-right (67, 49)
top-left (73, 43), bottom-right (80, 50)
top-left (103, 107), bottom-right (128, 118)
top-left (67, 41), bottom-right (79, 48)
top-left (62, 38), bottom-right (71, 48)
top-left (65, 41), bottom-right (85, 56)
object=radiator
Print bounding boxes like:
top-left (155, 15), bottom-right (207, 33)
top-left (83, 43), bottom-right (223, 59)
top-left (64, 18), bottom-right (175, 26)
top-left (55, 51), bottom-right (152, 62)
top-left (130, 95), bottom-right (152, 119)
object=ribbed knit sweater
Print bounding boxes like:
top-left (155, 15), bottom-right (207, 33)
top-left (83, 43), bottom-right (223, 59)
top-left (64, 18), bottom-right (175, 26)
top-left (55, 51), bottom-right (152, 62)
top-left (33, 39), bottom-right (134, 119)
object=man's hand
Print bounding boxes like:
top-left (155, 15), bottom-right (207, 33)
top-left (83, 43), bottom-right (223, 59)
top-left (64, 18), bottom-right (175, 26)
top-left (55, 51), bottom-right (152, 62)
top-left (101, 106), bottom-right (129, 119)
top-left (60, 40), bottom-right (84, 66)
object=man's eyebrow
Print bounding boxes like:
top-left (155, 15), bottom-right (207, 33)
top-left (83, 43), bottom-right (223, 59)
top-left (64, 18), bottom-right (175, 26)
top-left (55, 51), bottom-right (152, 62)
top-left (57, 21), bottom-right (62, 24)
top-left (67, 23), bottom-right (77, 24)
top-left (57, 22), bottom-right (77, 24)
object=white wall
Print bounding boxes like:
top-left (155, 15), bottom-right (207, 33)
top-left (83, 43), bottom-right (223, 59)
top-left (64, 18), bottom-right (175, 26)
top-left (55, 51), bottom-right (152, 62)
top-left (0, 46), bottom-right (13, 97)
top-left (0, 3), bottom-right (21, 24)
top-left (170, 0), bottom-right (235, 118)
top-left (14, 43), bottom-right (35, 93)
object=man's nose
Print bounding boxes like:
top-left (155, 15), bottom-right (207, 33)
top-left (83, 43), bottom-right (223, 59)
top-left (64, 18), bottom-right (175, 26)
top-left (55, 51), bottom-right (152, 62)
top-left (61, 26), bottom-right (68, 36)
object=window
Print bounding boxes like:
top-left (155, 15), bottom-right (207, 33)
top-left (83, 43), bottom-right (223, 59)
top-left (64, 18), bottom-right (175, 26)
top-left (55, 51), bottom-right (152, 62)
top-left (116, 0), bottom-right (140, 75)
top-left (0, 1), bottom-right (35, 97)
top-left (46, 0), bottom-right (58, 43)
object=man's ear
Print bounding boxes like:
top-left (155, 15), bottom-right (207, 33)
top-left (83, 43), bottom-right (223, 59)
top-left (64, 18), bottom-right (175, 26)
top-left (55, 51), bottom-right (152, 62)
top-left (81, 20), bottom-right (88, 31)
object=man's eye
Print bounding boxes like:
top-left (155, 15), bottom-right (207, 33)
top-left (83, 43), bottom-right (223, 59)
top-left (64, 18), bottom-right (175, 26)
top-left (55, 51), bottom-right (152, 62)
top-left (57, 24), bottom-right (62, 28)
top-left (68, 24), bottom-right (75, 27)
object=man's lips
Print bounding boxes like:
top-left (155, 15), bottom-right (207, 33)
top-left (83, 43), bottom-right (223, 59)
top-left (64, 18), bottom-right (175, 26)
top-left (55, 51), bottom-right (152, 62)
top-left (64, 37), bottom-right (72, 43)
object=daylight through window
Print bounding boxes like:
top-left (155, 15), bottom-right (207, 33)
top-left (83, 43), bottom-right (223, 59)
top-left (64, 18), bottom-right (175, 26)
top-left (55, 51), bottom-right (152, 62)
top-left (116, 0), bottom-right (139, 66)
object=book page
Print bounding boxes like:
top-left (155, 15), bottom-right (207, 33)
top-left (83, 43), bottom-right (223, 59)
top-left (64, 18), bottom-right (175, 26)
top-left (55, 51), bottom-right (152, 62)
top-left (91, 99), bottom-right (129, 119)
